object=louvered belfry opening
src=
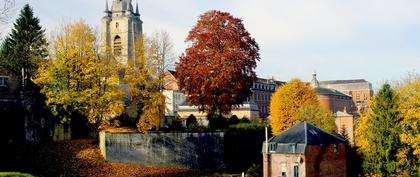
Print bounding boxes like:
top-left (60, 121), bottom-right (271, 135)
top-left (114, 35), bottom-right (122, 56)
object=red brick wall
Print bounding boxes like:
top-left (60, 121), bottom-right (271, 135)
top-left (318, 95), bottom-right (352, 113)
top-left (305, 144), bottom-right (347, 177)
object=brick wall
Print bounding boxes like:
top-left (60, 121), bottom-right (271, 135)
top-left (305, 144), bottom-right (347, 177)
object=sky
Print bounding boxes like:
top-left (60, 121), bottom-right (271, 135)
top-left (2, 0), bottom-right (420, 89)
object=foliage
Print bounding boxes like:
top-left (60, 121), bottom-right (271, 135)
top-left (227, 115), bottom-right (240, 126)
top-left (239, 118), bottom-right (251, 124)
top-left (137, 92), bottom-right (165, 133)
top-left (296, 104), bottom-right (336, 133)
top-left (228, 121), bottom-right (266, 131)
top-left (246, 163), bottom-right (263, 177)
top-left (0, 172), bottom-right (34, 177)
top-left (169, 115), bottom-right (185, 131)
top-left (124, 34), bottom-right (165, 133)
top-left (186, 114), bottom-right (198, 128)
top-left (339, 125), bottom-right (363, 177)
top-left (208, 115), bottom-right (228, 130)
top-left (269, 79), bottom-right (320, 135)
top-left (34, 21), bottom-right (124, 128)
top-left (395, 74), bottom-right (420, 176)
top-left (356, 83), bottom-right (402, 176)
top-left (0, 4), bottom-right (47, 78)
top-left (176, 10), bottom-right (259, 116)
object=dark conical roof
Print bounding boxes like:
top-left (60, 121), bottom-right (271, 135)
top-left (270, 121), bottom-right (345, 145)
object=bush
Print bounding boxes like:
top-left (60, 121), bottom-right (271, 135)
top-left (186, 114), bottom-right (198, 128)
top-left (239, 118), bottom-right (251, 124)
top-left (228, 115), bottom-right (240, 125)
top-left (246, 163), bottom-right (263, 177)
top-left (208, 115), bottom-right (228, 130)
top-left (170, 116), bottom-right (185, 131)
top-left (0, 172), bottom-right (34, 177)
top-left (228, 121), bottom-right (266, 131)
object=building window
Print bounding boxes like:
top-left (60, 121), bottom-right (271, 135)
top-left (364, 94), bottom-right (367, 100)
top-left (0, 76), bottom-right (8, 87)
top-left (333, 144), bottom-right (338, 154)
top-left (293, 163), bottom-right (299, 177)
top-left (290, 144), bottom-right (297, 153)
top-left (281, 162), bottom-right (287, 177)
top-left (356, 94), bottom-right (360, 101)
top-left (115, 22), bottom-right (119, 28)
top-left (269, 143), bottom-right (277, 152)
top-left (114, 35), bottom-right (122, 56)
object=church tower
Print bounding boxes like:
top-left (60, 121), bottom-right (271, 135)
top-left (102, 0), bottom-right (143, 65)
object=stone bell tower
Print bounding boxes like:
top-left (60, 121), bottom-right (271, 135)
top-left (102, 0), bottom-right (143, 65)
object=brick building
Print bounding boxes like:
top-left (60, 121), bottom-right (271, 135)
top-left (163, 70), bottom-right (284, 120)
top-left (263, 121), bottom-right (346, 177)
top-left (251, 77), bottom-right (285, 118)
top-left (319, 79), bottom-right (373, 113)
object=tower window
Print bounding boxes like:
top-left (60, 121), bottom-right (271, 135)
top-left (114, 36), bottom-right (122, 56)
top-left (115, 22), bottom-right (119, 28)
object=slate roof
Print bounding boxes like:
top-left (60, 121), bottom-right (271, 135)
top-left (315, 87), bottom-right (351, 98)
top-left (270, 121), bottom-right (345, 145)
top-left (264, 121), bottom-right (345, 154)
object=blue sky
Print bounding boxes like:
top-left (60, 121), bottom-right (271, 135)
top-left (2, 0), bottom-right (420, 88)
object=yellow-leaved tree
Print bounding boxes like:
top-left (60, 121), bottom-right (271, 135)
top-left (269, 79), bottom-right (335, 135)
top-left (124, 35), bottom-right (165, 133)
top-left (395, 74), bottom-right (420, 176)
top-left (34, 21), bottom-right (124, 129)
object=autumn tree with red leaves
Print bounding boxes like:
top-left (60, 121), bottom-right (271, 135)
top-left (176, 10), bottom-right (259, 116)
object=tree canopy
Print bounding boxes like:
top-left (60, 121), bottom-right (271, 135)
top-left (269, 79), bottom-right (335, 135)
top-left (34, 21), bottom-right (124, 128)
top-left (0, 4), bottom-right (47, 78)
top-left (124, 35), bottom-right (165, 133)
top-left (175, 10), bottom-right (259, 116)
top-left (356, 83), bottom-right (402, 176)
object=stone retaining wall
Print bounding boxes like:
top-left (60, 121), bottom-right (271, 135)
top-left (99, 131), bottom-right (225, 171)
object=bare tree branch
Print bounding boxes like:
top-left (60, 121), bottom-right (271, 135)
top-left (0, 0), bottom-right (15, 24)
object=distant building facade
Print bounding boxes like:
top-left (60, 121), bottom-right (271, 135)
top-left (310, 72), bottom-right (355, 145)
top-left (263, 121), bottom-right (347, 177)
top-left (251, 77), bottom-right (285, 118)
top-left (102, 0), bottom-right (143, 65)
top-left (163, 70), bottom-right (284, 120)
top-left (319, 79), bottom-right (373, 113)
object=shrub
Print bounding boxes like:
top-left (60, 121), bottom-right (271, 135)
top-left (246, 163), bottom-right (263, 177)
top-left (228, 115), bottom-right (240, 125)
top-left (228, 121), bottom-right (266, 131)
top-left (186, 114), bottom-right (198, 128)
top-left (208, 115), bottom-right (228, 130)
top-left (0, 172), bottom-right (34, 177)
top-left (239, 118), bottom-right (250, 124)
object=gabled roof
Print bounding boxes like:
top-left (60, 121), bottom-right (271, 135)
top-left (270, 121), bottom-right (345, 145)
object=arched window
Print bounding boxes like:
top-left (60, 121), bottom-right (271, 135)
top-left (114, 36), bottom-right (122, 56)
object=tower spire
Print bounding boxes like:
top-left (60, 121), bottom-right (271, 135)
top-left (135, 1), bottom-right (140, 15)
top-left (127, 0), bottom-right (132, 11)
top-left (105, 0), bottom-right (109, 13)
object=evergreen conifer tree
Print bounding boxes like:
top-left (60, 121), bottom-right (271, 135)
top-left (359, 83), bottom-right (402, 176)
top-left (0, 4), bottom-right (47, 78)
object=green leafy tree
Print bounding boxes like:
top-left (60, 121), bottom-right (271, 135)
top-left (0, 4), bottom-right (47, 78)
top-left (356, 83), bottom-right (402, 176)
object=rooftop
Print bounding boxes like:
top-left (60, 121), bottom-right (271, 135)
top-left (269, 121), bottom-right (345, 145)
top-left (319, 79), bottom-right (368, 85)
